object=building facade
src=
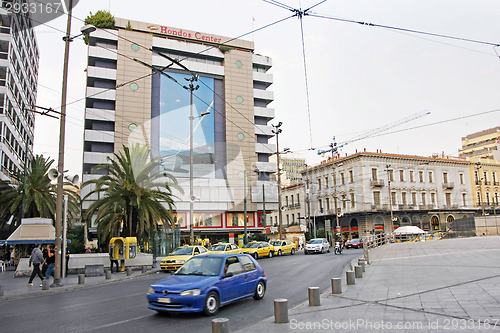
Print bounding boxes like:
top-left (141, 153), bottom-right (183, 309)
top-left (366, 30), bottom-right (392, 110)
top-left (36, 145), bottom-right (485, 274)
top-left (81, 18), bottom-right (278, 248)
top-left (459, 126), bottom-right (500, 160)
top-left (469, 157), bottom-right (500, 214)
top-left (0, 0), bottom-right (38, 181)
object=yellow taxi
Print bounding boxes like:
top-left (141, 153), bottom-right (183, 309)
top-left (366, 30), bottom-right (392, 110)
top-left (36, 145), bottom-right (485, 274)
top-left (209, 242), bottom-right (242, 254)
top-left (270, 240), bottom-right (296, 256)
top-left (241, 241), bottom-right (274, 259)
top-left (160, 245), bottom-right (210, 272)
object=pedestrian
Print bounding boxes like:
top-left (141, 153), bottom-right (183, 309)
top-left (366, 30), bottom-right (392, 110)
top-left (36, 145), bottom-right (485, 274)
top-left (27, 244), bottom-right (44, 286)
top-left (110, 257), bottom-right (119, 273)
top-left (65, 248), bottom-right (70, 277)
top-left (42, 245), bottom-right (55, 284)
top-left (41, 245), bottom-right (49, 276)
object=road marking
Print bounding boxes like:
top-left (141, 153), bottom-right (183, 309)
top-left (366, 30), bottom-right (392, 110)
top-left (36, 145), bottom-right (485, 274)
top-left (83, 314), bottom-right (152, 331)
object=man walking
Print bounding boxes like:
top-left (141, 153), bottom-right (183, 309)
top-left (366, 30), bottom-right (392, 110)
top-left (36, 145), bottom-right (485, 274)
top-left (42, 245), bottom-right (55, 284)
top-left (27, 244), bottom-right (44, 286)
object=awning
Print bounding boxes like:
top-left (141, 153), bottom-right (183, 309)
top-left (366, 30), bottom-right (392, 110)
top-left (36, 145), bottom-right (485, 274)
top-left (0, 218), bottom-right (56, 245)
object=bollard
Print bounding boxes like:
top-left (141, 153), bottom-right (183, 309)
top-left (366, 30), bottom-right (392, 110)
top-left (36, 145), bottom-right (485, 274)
top-left (78, 274), bottom-right (85, 284)
top-left (212, 318), bottom-right (230, 333)
top-left (142, 266), bottom-right (147, 273)
top-left (274, 298), bottom-right (289, 323)
top-left (42, 280), bottom-right (50, 290)
top-left (346, 271), bottom-right (355, 285)
top-left (106, 270), bottom-right (112, 280)
top-left (355, 265), bottom-right (363, 278)
top-left (0, 285), bottom-right (4, 296)
top-left (126, 267), bottom-right (132, 276)
top-left (331, 278), bottom-right (342, 294)
top-left (308, 287), bottom-right (321, 306)
top-left (359, 261), bottom-right (366, 272)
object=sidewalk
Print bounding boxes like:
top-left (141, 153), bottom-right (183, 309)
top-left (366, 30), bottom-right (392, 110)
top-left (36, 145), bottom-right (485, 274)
top-left (236, 236), bottom-right (500, 332)
top-left (0, 265), bottom-right (160, 301)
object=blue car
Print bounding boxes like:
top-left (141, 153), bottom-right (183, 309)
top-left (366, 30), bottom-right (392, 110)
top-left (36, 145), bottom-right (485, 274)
top-left (147, 253), bottom-right (267, 315)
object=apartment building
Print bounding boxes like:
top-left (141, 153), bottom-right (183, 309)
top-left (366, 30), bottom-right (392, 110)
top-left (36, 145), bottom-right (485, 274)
top-left (459, 126), bottom-right (500, 160)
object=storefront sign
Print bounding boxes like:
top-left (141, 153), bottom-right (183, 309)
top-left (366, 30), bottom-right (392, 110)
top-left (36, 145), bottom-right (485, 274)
top-left (148, 25), bottom-right (222, 43)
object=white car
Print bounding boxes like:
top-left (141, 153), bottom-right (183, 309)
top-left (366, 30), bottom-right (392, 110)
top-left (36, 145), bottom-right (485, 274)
top-left (304, 238), bottom-right (330, 254)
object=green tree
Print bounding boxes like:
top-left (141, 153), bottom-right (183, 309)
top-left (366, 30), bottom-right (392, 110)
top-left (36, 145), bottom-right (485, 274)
top-left (83, 10), bottom-right (115, 44)
top-left (82, 144), bottom-right (181, 246)
top-left (0, 155), bottom-right (80, 231)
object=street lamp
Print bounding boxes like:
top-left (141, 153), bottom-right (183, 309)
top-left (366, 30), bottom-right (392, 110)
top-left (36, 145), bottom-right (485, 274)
top-left (53, 1), bottom-right (96, 287)
top-left (272, 122), bottom-right (284, 240)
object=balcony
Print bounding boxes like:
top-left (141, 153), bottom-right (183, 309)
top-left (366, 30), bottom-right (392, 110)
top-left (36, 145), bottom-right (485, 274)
top-left (371, 204), bottom-right (388, 210)
top-left (370, 179), bottom-right (384, 187)
top-left (419, 204), bottom-right (435, 210)
top-left (442, 182), bottom-right (455, 189)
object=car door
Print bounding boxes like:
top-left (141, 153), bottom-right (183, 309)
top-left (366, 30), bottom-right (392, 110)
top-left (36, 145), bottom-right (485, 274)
top-left (217, 256), bottom-right (246, 303)
top-left (239, 255), bottom-right (259, 295)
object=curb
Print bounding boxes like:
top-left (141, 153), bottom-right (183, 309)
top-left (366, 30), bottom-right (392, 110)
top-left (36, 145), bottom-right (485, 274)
top-left (0, 269), bottom-right (161, 302)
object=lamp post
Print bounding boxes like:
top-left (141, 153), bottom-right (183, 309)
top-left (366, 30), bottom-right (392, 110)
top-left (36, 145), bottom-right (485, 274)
top-left (385, 164), bottom-right (395, 234)
top-left (272, 122), bottom-right (283, 240)
top-left (243, 170), bottom-right (248, 244)
top-left (53, 0), bottom-right (96, 286)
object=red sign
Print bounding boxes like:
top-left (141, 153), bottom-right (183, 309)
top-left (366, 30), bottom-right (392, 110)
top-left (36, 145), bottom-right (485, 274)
top-left (148, 25), bottom-right (222, 43)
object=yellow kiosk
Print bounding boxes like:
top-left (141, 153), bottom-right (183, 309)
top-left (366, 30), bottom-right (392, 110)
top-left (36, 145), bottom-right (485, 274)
top-left (109, 237), bottom-right (137, 272)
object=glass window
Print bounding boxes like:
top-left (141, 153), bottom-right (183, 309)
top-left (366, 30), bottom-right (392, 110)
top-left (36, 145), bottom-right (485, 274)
top-left (239, 255), bottom-right (256, 272)
top-left (225, 257), bottom-right (243, 275)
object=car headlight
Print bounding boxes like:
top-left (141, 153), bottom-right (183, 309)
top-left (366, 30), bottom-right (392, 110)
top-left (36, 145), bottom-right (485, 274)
top-left (148, 287), bottom-right (155, 294)
top-left (175, 260), bottom-right (185, 264)
top-left (180, 289), bottom-right (201, 296)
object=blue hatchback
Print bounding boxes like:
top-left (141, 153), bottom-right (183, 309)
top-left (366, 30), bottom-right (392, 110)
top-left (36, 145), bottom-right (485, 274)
top-left (147, 253), bottom-right (267, 315)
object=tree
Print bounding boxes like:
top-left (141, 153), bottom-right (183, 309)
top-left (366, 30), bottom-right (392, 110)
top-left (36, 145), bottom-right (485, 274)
top-left (82, 144), bottom-right (181, 246)
top-left (0, 155), bottom-right (80, 232)
top-left (83, 10), bottom-right (115, 44)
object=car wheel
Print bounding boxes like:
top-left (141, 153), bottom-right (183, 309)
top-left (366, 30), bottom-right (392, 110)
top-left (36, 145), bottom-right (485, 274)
top-left (253, 280), bottom-right (266, 300)
top-left (253, 252), bottom-right (259, 260)
top-left (204, 291), bottom-right (220, 316)
top-left (327, 247), bottom-right (330, 253)
top-left (268, 251), bottom-right (273, 258)
top-left (304, 250), bottom-right (308, 255)
top-left (291, 248), bottom-right (295, 255)
top-left (278, 249), bottom-right (282, 256)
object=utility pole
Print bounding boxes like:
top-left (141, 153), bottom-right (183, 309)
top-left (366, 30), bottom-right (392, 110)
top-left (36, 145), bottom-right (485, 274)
top-left (243, 170), bottom-right (247, 244)
top-left (262, 183), bottom-right (266, 226)
top-left (305, 164), bottom-right (311, 239)
top-left (386, 164), bottom-right (395, 232)
top-left (272, 122), bottom-right (283, 240)
top-left (476, 162), bottom-right (485, 215)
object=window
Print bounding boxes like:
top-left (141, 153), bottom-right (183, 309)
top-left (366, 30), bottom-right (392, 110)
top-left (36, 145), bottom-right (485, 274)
top-left (409, 170), bottom-right (414, 182)
top-left (342, 194), bottom-right (347, 209)
top-left (495, 192), bottom-right (499, 205)
top-left (484, 171), bottom-right (489, 185)
top-left (402, 192), bottom-right (407, 205)
top-left (239, 255), bottom-right (256, 272)
top-left (332, 172), bottom-right (337, 186)
top-left (225, 257), bottom-right (243, 275)
top-left (460, 173), bottom-right (465, 185)
top-left (411, 192), bottom-right (417, 205)
top-left (399, 170), bottom-right (404, 182)
top-left (421, 193), bottom-right (426, 206)
top-left (430, 193), bottom-right (436, 205)
top-left (285, 196), bottom-right (289, 206)
top-left (319, 199), bottom-right (323, 212)
top-left (340, 173), bottom-right (345, 185)
top-left (372, 168), bottom-right (378, 181)
top-left (486, 192), bottom-right (490, 205)
top-left (462, 193), bottom-right (467, 206)
top-left (296, 193), bottom-right (300, 205)
top-left (325, 198), bottom-right (330, 211)
top-left (419, 171), bottom-right (424, 182)
top-left (349, 170), bottom-right (354, 183)
top-left (445, 193), bottom-right (452, 206)
top-left (493, 172), bottom-right (498, 185)
top-left (477, 192), bottom-right (482, 205)
top-left (291, 195), bottom-right (294, 206)
top-left (317, 178), bottom-right (322, 190)
top-left (373, 191), bottom-right (381, 205)
top-left (443, 172), bottom-right (448, 184)
top-left (391, 192), bottom-right (397, 205)
top-left (389, 170), bottom-right (394, 182)
top-left (428, 171), bottom-right (434, 183)
top-left (350, 193), bottom-right (355, 208)
top-left (474, 171), bottom-right (479, 184)
top-left (324, 176), bottom-right (329, 188)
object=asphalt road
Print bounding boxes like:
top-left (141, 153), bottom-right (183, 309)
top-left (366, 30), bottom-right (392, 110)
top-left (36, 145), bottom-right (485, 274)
top-left (0, 249), bottom-right (361, 332)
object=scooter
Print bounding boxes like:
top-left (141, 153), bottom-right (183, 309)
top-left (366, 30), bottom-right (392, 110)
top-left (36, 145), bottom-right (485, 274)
top-left (334, 241), bottom-right (343, 255)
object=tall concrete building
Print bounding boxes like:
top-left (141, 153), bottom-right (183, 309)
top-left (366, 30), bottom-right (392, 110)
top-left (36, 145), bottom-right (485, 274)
top-left (81, 18), bottom-right (278, 248)
top-left (0, 1), bottom-right (38, 181)
top-left (459, 126), bottom-right (500, 160)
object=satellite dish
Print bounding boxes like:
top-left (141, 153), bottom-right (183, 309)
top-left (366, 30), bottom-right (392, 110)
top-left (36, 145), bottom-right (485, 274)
top-left (48, 168), bottom-right (59, 180)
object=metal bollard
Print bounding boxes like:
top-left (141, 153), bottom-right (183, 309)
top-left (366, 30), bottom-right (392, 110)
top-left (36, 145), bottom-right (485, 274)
top-left (0, 285), bottom-right (4, 296)
top-left (346, 271), bottom-right (355, 285)
top-left (42, 280), bottom-right (50, 290)
top-left (212, 318), bottom-right (230, 333)
top-left (126, 267), bottom-right (132, 276)
top-left (274, 298), bottom-right (289, 323)
top-left (78, 274), bottom-right (85, 284)
top-left (308, 287), bottom-right (321, 306)
top-left (355, 265), bottom-right (363, 278)
top-left (358, 260), bottom-right (366, 272)
top-left (106, 270), bottom-right (112, 279)
top-left (331, 278), bottom-right (342, 294)
top-left (142, 266), bottom-right (147, 273)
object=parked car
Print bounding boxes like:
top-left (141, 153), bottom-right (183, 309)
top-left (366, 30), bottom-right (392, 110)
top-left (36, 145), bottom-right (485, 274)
top-left (147, 253), bottom-right (267, 315)
top-left (160, 245), bottom-right (210, 272)
top-left (210, 243), bottom-right (242, 254)
top-left (304, 238), bottom-right (330, 254)
top-left (241, 241), bottom-right (274, 259)
top-left (345, 238), bottom-right (363, 249)
top-left (270, 240), bottom-right (296, 256)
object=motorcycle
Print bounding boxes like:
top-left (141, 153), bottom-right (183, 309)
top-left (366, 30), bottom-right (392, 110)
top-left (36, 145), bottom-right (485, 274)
top-left (334, 241), bottom-right (343, 255)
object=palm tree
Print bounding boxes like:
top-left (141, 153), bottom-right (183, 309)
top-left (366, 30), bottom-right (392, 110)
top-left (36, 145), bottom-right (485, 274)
top-left (82, 144), bottom-right (181, 245)
top-left (0, 155), bottom-right (80, 232)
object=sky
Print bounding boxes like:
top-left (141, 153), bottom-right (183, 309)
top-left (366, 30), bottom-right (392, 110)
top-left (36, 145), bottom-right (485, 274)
top-left (33, 0), bottom-right (500, 177)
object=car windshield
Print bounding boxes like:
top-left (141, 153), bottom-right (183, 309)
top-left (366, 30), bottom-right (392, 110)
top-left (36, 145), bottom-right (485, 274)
top-left (350, 239), bottom-right (360, 242)
top-left (270, 241), bottom-right (281, 246)
top-left (243, 243), bottom-right (260, 248)
top-left (175, 257), bottom-right (222, 276)
top-left (170, 247), bottom-right (193, 256)
top-left (211, 245), bottom-right (226, 251)
top-left (309, 239), bottom-right (322, 244)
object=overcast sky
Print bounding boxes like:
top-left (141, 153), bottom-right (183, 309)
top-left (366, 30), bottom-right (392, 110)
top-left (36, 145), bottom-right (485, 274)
top-left (33, 0), bottom-right (500, 177)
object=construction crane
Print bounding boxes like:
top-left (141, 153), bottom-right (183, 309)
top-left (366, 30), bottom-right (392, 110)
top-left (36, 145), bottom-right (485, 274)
top-left (317, 111), bottom-right (431, 156)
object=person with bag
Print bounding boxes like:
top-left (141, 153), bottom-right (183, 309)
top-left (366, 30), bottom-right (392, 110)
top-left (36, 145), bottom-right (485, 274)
top-left (41, 245), bottom-right (49, 277)
top-left (41, 245), bottom-right (55, 285)
top-left (27, 244), bottom-right (44, 286)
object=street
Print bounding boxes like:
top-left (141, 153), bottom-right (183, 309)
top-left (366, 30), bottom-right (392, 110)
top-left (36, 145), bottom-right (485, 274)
top-left (0, 249), bottom-right (361, 332)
